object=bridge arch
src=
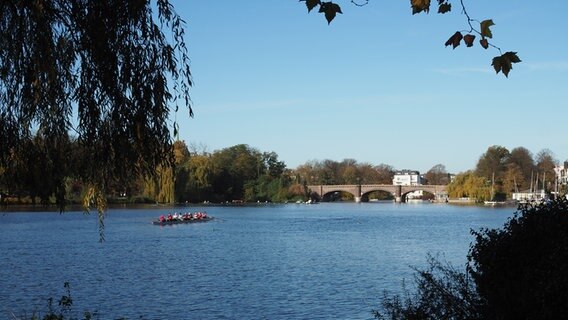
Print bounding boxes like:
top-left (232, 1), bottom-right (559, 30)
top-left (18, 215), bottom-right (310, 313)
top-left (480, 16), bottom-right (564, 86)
top-left (361, 189), bottom-right (396, 201)
top-left (401, 189), bottom-right (436, 201)
top-left (308, 185), bottom-right (359, 202)
top-left (321, 189), bottom-right (357, 202)
top-left (400, 185), bottom-right (448, 203)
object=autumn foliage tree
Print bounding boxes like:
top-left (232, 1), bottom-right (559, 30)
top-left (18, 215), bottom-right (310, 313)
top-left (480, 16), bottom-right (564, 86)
top-left (424, 164), bottom-right (450, 185)
top-left (476, 146), bottom-right (511, 178)
top-left (536, 149), bottom-right (559, 190)
top-left (447, 170), bottom-right (490, 201)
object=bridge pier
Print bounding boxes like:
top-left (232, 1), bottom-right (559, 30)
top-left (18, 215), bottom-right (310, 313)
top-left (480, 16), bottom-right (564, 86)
top-left (395, 185), bottom-right (402, 203)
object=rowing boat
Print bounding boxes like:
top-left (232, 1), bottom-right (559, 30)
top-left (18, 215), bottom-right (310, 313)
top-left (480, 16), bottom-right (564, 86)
top-left (152, 216), bottom-right (213, 226)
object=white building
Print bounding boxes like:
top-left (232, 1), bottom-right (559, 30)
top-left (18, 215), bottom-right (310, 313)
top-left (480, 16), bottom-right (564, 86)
top-left (554, 162), bottom-right (568, 185)
top-left (512, 189), bottom-right (547, 202)
top-left (392, 170), bottom-right (423, 186)
top-left (393, 170), bottom-right (424, 199)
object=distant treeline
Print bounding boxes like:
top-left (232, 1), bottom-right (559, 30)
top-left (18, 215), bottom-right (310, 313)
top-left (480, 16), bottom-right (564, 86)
top-left (448, 146), bottom-right (566, 202)
top-left (0, 139), bottom-right (565, 205)
top-left (1, 141), bottom-right (300, 205)
top-left (0, 139), bottom-right (412, 204)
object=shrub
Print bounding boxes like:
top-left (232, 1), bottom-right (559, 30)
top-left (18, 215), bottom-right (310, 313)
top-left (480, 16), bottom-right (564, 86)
top-left (469, 198), bottom-right (568, 319)
top-left (375, 197), bottom-right (568, 320)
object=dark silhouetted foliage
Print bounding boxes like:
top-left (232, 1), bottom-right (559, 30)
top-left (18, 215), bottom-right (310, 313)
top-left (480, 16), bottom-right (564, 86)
top-left (375, 197), bottom-right (568, 319)
top-left (373, 254), bottom-right (482, 320)
top-left (469, 198), bottom-right (568, 319)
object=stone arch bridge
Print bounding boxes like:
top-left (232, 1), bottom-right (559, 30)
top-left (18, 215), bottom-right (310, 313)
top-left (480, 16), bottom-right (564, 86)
top-left (307, 184), bottom-right (447, 203)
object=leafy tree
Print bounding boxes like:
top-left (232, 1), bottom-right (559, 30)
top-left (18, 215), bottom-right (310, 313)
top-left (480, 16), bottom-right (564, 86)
top-left (294, 159), bottom-right (391, 185)
top-left (320, 159), bottom-right (341, 184)
top-left (507, 147), bottom-right (536, 190)
top-left (174, 164), bottom-right (189, 203)
top-left (424, 164), bottom-right (450, 185)
top-left (262, 151), bottom-right (286, 178)
top-left (535, 149), bottom-right (558, 191)
top-left (189, 155), bottom-right (212, 189)
top-left (288, 182), bottom-right (308, 200)
top-left (357, 163), bottom-right (382, 184)
top-left (3, 131), bottom-right (73, 206)
top-left (1, 0), bottom-right (191, 220)
top-left (141, 163), bottom-right (175, 204)
top-left (141, 173), bottom-right (158, 203)
top-left (293, 160), bottom-right (337, 185)
top-left (447, 171), bottom-right (489, 201)
top-left (248, 175), bottom-right (291, 203)
top-left (340, 158), bottom-right (360, 184)
top-left (156, 164), bottom-right (175, 204)
top-left (293, 160), bottom-right (396, 186)
top-left (475, 145), bottom-right (510, 190)
top-left (502, 163), bottom-right (524, 194)
top-left (374, 164), bottom-right (396, 184)
top-left (173, 140), bottom-right (191, 165)
top-left (299, 0), bottom-right (520, 76)
top-left (184, 154), bottom-right (214, 202)
top-left (243, 180), bottom-right (257, 203)
top-left (293, 161), bottom-right (318, 185)
top-left (173, 140), bottom-right (191, 202)
top-left (171, 144), bottom-right (292, 203)
top-left (209, 144), bottom-right (262, 201)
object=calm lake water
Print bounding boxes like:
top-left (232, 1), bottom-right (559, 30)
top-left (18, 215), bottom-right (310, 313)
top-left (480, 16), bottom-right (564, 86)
top-left (0, 202), bottom-right (514, 319)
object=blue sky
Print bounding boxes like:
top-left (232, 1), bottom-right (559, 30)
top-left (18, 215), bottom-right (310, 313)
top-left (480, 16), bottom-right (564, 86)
top-left (168, 0), bottom-right (567, 174)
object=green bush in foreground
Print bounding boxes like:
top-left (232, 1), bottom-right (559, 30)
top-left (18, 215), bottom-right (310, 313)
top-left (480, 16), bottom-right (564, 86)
top-left (374, 197), bottom-right (568, 320)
